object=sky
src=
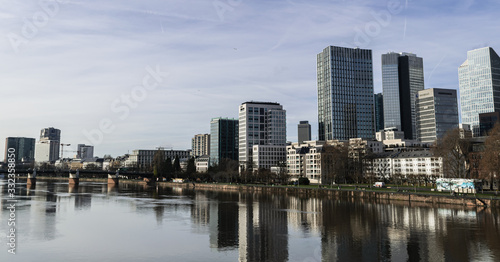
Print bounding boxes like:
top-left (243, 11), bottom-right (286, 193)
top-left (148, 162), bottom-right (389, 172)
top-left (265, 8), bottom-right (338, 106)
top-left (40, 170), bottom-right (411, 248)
top-left (0, 0), bottom-right (499, 159)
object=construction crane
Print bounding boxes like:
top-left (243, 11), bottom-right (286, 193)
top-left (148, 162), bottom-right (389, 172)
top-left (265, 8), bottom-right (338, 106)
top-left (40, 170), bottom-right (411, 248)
top-left (60, 143), bottom-right (71, 159)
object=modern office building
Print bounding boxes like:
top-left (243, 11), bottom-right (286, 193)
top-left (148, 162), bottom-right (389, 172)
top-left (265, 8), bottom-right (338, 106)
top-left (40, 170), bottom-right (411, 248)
top-left (238, 101), bottom-right (286, 171)
top-left (210, 117), bottom-right (238, 166)
top-left (35, 127), bottom-right (61, 163)
top-left (374, 93), bottom-right (384, 132)
top-left (382, 52), bottom-right (424, 140)
top-left (479, 112), bottom-right (500, 136)
top-left (4, 137), bottom-right (36, 163)
top-left (317, 46), bottom-right (375, 141)
top-left (297, 121), bottom-right (311, 144)
top-left (191, 134), bottom-right (210, 157)
top-left (125, 148), bottom-right (191, 168)
top-left (76, 144), bottom-right (94, 160)
top-left (416, 88), bottom-right (459, 144)
top-left (459, 47), bottom-right (500, 136)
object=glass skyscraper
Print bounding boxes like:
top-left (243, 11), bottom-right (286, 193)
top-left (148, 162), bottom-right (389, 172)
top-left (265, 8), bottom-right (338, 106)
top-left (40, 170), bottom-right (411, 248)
top-left (382, 52), bottom-right (424, 140)
top-left (416, 88), bottom-right (459, 144)
top-left (317, 46), bottom-right (375, 141)
top-left (210, 118), bottom-right (238, 166)
top-left (374, 93), bottom-right (384, 132)
top-left (4, 137), bottom-right (36, 163)
top-left (458, 47), bottom-right (500, 136)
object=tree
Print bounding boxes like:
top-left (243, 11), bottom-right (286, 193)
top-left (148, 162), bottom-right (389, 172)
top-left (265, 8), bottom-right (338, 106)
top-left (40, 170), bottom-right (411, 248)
top-left (186, 157), bottom-right (196, 179)
top-left (165, 157), bottom-right (173, 179)
top-left (152, 149), bottom-right (166, 180)
top-left (433, 128), bottom-right (471, 178)
top-left (480, 123), bottom-right (500, 190)
top-left (173, 155), bottom-right (181, 176)
top-left (322, 143), bottom-right (349, 185)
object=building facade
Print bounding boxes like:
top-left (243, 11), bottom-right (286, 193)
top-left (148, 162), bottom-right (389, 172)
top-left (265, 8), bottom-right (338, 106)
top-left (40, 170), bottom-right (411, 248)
top-left (459, 47), bottom-right (500, 136)
top-left (374, 93), bottom-right (384, 132)
top-left (238, 102), bottom-right (286, 171)
top-left (210, 118), bottom-right (238, 166)
top-left (297, 121), bottom-right (311, 144)
top-left (4, 137), bottom-right (36, 163)
top-left (252, 145), bottom-right (287, 171)
top-left (77, 144), bottom-right (94, 160)
top-left (317, 46), bottom-right (375, 141)
top-left (192, 134), bottom-right (210, 157)
top-left (416, 88), bottom-right (459, 144)
top-left (382, 52), bottom-right (424, 140)
top-left (125, 149), bottom-right (191, 168)
top-left (35, 127), bottom-right (61, 163)
top-left (479, 112), bottom-right (500, 136)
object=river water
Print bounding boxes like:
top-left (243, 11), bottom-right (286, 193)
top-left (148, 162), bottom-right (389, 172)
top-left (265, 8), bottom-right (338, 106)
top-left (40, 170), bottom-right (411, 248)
top-left (1, 180), bottom-right (499, 262)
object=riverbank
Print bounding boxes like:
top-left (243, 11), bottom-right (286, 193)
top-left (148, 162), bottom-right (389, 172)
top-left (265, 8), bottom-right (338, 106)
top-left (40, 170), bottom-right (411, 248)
top-left (14, 177), bottom-right (500, 208)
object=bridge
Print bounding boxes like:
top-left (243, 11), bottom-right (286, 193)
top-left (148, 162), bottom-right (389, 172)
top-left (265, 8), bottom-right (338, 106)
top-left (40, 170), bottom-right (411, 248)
top-left (1, 169), bottom-right (154, 186)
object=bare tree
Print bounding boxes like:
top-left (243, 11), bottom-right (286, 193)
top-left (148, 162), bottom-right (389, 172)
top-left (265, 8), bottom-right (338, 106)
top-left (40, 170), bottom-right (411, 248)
top-left (480, 123), bottom-right (500, 190)
top-left (322, 143), bottom-right (349, 185)
top-left (433, 128), bottom-right (471, 178)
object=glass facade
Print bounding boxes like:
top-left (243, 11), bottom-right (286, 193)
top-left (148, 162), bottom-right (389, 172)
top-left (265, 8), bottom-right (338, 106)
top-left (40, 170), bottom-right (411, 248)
top-left (382, 52), bottom-right (424, 140)
top-left (374, 93), bottom-right (384, 132)
top-left (317, 46), bottom-right (375, 141)
top-left (210, 118), bottom-right (238, 166)
top-left (416, 88), bottom-right (459, 144)
top-left (5, 137), bottom-right (36, 163)
top-left (458, 47), bottom-right (500, 136)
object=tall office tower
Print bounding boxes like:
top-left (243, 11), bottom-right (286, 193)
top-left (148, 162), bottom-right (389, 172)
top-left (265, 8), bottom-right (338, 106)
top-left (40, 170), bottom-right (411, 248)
top-left (77, 144), bottom-right (94, 160)
top-left (416, 88), bottom-right (459, 144)
top-left (297, 121), bottom-right (311, 144)
top-left (210, 117), bottom-right (238, 166)
top-left (35, 127), bottom-right (61, 163)
top-left (459, 47), bottom-right (500, 136)
top-left (382, 52), bottom-right (424, 140)
top-left (317, 46), bottom-right (375, 141)
top-left (191, 134), bottom-right (210, 157)
top-left (4, 137), bottom-right (36, 163)
top-left (238, 101), bottom-right (286, 171)
top-left (374, 93), bottom-right (384, 132)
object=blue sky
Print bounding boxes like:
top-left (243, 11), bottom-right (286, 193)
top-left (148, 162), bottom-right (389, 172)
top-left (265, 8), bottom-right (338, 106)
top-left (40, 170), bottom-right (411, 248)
top-left (0, 0), bottom-right (499, 159)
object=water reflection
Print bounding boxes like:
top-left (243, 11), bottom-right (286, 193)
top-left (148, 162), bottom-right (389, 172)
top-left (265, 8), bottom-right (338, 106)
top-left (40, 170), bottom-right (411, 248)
top-left (0, 180), bottom-right (499, 262)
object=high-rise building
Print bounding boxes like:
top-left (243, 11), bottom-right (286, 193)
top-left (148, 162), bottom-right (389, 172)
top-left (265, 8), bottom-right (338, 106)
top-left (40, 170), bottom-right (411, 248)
top-left (317, 46), bottom-right (375, 141)
top-left (416, 88), bottom-right (459, 144)
top-left (77, 144), bottom-right (94, 160)
top-left (382, 52), bottom-right (424, 140)
top-left (210, 117), bottom-right (238, 166)
top-left (35, 127), bottom-right (61, 163)
top-left (4, 137), bottom-right (36, 163)
top-left (459, 47), bottom-right (500, 136)
top-left (191, 134), bottom-right (210, 157)
top-left (479, 112), bottom-right (500, 136)
top-left (238, 101), bottom-right (286, 171)
top-left (297, 121), bottom-right (311, 144)
top-left (374, 93), bottom-right (384, 132)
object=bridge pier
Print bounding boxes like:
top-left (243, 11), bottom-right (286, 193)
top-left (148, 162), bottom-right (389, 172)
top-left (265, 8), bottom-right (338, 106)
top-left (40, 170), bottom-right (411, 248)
top-left (27, 169), bottom-right (37, 185)
top-left (69, 170), bottom-right (80, 185)
top-left (108, 171), bottom-right (119, 185)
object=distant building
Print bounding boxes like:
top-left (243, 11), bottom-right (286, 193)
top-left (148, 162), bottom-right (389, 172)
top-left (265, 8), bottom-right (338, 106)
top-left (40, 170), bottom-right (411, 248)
top-left (376, 128), bottom-right (405, 141)
top-left (297, 121), bottom-right (311, 144)
top-left (416, 88), bottom-right (459, 144)
top-left (479, 112), bottom-right (500, 136)
top-left (195, 155), bottom-right (210, 173)
top-left (374, 93), bottom-right (384, 132)
top-left (238, 101), bottom-right (286, 171)
top-left (4, 137), bottom-right (36, 163)
top-left (382, 52), bottom-right (424, 140)
top-left (210, 118), bottom-right (238, 166)
top-left (192, 134), bottom-right (210, 157)
top-left (459, 47), bottom-right (500, 136)
top-left (317, 46), bottom-right (375, 140)
top-left (125, 148), bottom-right (191, 168)
top-left (459, 124), bottom-right (473, 139)
top-left (76, 144), bottom-right (94, 160)
top-left (252, 145), bottom-right (286, 171)
top-left (286, 140), bottom-right (336, 184)
top-left (35, 127), bottom-right (61, 163)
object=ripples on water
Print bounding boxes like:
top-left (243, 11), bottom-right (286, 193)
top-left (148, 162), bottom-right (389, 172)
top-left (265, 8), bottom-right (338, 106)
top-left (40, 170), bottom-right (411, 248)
top-left (0, 180), bottom-right (499, 262)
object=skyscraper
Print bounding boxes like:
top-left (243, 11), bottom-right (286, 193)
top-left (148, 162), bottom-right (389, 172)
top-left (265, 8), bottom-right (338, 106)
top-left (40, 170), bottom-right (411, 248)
top-left (416, 88), bottom-right (459, 144)
top-left (374, 93), bottom-right (384, 132)
top-left (238, 101), bottom-right (286, 171)
top-left (4, 137), bottom-right (36, 163)
top-left (76, 144), bottom-right (94, 160)
top-left (210, 117), bottom-right (238, 166)
top-left (297, 121), bottom-right (311, 144)
top-left (382, 52), bottom-right (424, 140)
top-left (35, 127), bottom-right (61, 163)
top-left (191, 134), bottom-right (210, 157)
top-left (317, 46), bottom-right (375, 141)
top-left (459, 47), bottom-right (500, 136)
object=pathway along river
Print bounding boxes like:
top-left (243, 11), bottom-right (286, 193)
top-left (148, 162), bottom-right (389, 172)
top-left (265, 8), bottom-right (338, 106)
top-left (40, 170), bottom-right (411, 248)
top-left (1, 180), bottom-right (499, 262)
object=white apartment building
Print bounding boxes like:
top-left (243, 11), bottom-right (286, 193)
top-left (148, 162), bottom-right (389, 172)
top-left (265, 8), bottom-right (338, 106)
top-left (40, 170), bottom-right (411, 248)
top-left (252, 145), bottom-right (287, 171)
top-left (372, 150), bottom-right (443, 179)
top-left (192, 134), bottom-right (210, 157)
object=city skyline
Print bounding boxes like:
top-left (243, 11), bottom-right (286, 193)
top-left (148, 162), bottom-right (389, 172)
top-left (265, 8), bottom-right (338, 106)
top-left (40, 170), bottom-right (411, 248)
top-left (1, 1), bottom-right (499, 159)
